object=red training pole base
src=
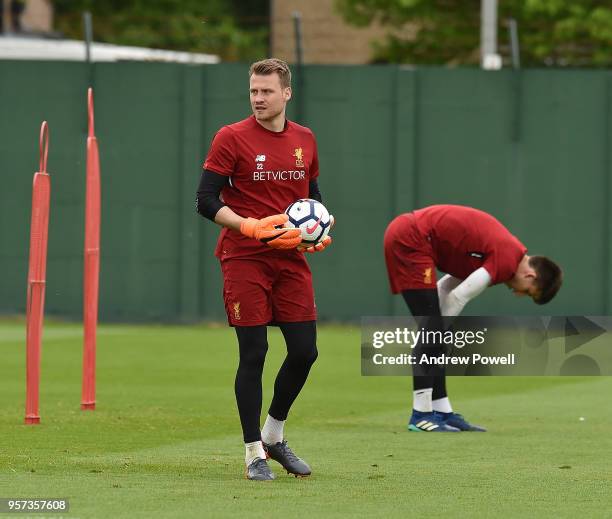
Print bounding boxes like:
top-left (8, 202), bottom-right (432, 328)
top-left (25, 416), bottom-right (40, 425)
top-left (81, 403), bottom-right (96, 411)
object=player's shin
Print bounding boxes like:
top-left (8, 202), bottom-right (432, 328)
top-left (234, 326), bottom-right (268, 446)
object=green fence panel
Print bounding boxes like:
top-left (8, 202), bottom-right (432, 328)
top-left (301, 66), bottom-right (397, 320)
top-left (94, 62), bottom-right (184, 321)
top-left (0, 61), bottom-right (88, 317)
top-left (1, 62), bottom-right (610, 321)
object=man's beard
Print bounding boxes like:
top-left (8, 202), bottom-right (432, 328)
top-left (253, 106), bottom-right (283, 121)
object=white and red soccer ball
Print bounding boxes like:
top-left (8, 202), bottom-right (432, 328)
top-left (285, 198), bottom-right (332, 245)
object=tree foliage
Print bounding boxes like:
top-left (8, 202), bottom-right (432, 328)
top-left (53, 0), bottom-right (269, 61)
top-left (335, 0), bottom-right (612, 66)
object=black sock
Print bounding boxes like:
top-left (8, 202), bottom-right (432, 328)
top-left (234, 325), bottom-right (268, 443)
top-left (432, 376), bottom-right (448, 401)
top-left (268, 321), bottom-right (318, 421)
top-left (401, 289), bottom-right (446, 395)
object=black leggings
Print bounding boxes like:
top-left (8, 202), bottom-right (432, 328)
top-left (234, 321), bottom-right (318, 443)
top-left (402, 289), bottom-right (447, 400)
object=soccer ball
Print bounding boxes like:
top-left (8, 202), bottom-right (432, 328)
top-left (285, 198), bottom-right (332, 245)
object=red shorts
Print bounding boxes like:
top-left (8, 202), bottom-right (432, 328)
top-left (220, 252), bottom-right (316, 326)
top-left (384, 213), bottom-right (437, 293)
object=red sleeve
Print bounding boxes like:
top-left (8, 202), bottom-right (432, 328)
top-left (482, 257), bottom-right (500, 283)
top-left (203, 126), bottom-right (236, 176)
top-left (310, 133), bottom-right (320, 181)
top-left (483, 243), bottom-right (527, 285)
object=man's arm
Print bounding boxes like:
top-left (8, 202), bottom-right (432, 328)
top-left (196, 169), bottom-right (244, 230)
top-left (298, 179), bottom-right (334, 253)
top-left (213, 206), bottom-right (245, 232)
top-left (309, 180), bottom-right (322, 203)
top-left (437, 268), bottom-right (491, 316)
top-left (196, 169), bottom-right (300, 248)
top-left (437, 274), bottom-right (462, 312)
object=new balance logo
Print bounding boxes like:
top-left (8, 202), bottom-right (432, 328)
top-left (255, 154), bottom-right (266, 162)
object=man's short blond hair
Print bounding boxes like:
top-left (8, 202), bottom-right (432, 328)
top-left (249, 58), bottom-right (292, 89)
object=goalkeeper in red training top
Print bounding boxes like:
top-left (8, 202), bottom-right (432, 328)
top-left (196, 59), bottom-right (332, 481)
top-left (384, 205), bottom-right (562, 432)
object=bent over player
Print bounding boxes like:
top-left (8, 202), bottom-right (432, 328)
top-left (196, 59), bottom-right (331, 480)
top-left (384, 205), bottom-right (562, 432)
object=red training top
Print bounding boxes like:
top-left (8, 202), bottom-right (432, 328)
top-left (413, 205), bottom-right (527, 285)
top-left (204, 115), bottom-right (319, 260)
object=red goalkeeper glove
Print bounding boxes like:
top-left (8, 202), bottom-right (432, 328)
top-left (240, 214), bottom-right (302, 250)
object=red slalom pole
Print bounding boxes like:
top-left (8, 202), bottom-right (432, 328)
top-left (25, 122), bottom-right (51, 425)
top-left (81, 88), bottom-right (100, 411)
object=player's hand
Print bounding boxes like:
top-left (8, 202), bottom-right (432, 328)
top-left (298, 214), bottom-right (334, 253)
top-left (298, 236), bottom-right (332, 253)
top-left (240, 214), bottom-right (302, 249)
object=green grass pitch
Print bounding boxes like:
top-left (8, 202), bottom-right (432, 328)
top-left (1, 320), bottom-right (611, 518)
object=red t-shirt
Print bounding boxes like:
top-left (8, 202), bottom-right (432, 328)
top-left (413, 205), bottom-right (527, 285)
top-left (204, 115), bottom-right (319, 260)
